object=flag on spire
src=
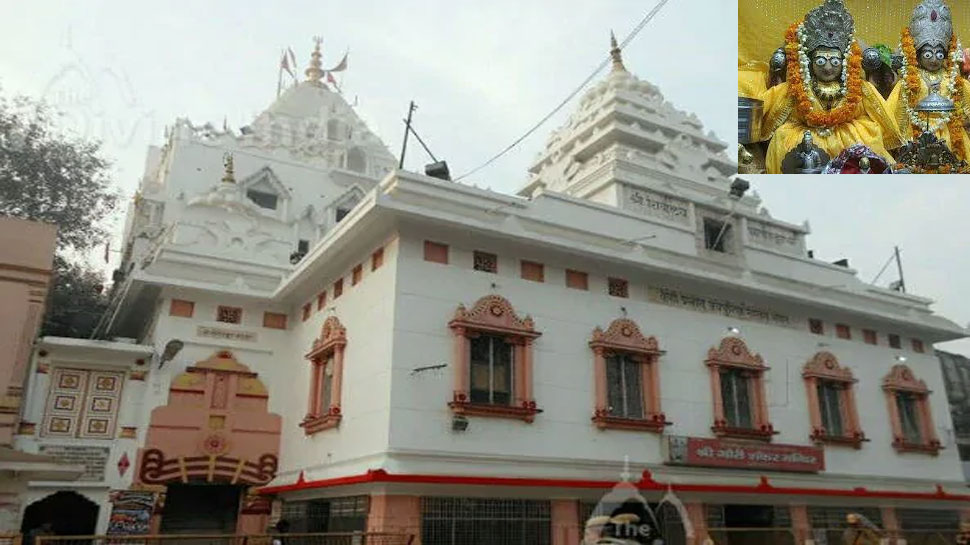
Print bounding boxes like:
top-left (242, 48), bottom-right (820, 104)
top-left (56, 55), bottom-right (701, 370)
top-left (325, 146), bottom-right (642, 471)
top-left (287, 47), bottom-right (297, 74)
top-left (326, 71), bottom-right (341, 93)
top-left (280, 49), bottom-right (295, 78)
top-left (327, 51), bottom-right (348, 72)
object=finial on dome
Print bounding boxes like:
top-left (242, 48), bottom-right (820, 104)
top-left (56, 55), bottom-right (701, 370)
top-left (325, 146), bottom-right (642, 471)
top-left (305, 36), bottom-right (325, 85)
top-left (610, 31), bottom-right (627, 73)
top-left (221, 152), bottom-right (235, 184)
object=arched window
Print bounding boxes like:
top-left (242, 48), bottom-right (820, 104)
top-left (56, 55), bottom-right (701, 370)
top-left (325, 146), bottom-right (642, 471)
top-left (448, 295), bottom-right (541, 422)
top-left (882, 364), bottom-right (942, 454)
top-left (301, 316), bottom-right (347, 434)
top-left (589, 318), bottom-right (669, 432)
top-left (346, 147), bottom-right (367, 173)
top-left (802, 352), bottom-right (866, 447)
top-left (706, 337), bottom-right (775, 441)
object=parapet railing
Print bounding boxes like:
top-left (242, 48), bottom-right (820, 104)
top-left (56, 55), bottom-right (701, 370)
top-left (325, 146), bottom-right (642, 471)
top-left (35, 533), bottom-right (412, 545)
top-left (702, 527), bottom-right (961, 545)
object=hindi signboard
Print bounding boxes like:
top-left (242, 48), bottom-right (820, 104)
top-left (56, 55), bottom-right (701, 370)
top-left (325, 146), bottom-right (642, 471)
top-left (667, 436), bottom-right (824, 473)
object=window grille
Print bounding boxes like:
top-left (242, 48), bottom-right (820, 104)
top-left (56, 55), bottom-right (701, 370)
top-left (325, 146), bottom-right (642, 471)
top-left (217, 306), bottom-right (242, 324)
top-left (469, 335), bottom-right (513, 405)
top-left (897, 508), bottom-right (960, 530)
top-left (808, 506), bottom-right (882, 529)
top-left (719, 368), bottom-right (753, 428)
top-left (606, 354), bottom-right (644, 418)
top-left (896, 392), bottom-right (923, 443)
top-left (421, 497), bottom-right (551, 545)
top-left (473, 251), bottom-right (498, 273)
top-left (281, 496), bottom-right (369, 534)
top-left (817, 381), bottom-right (844, 437)
top-left (608, 277), bottom-right (629, 298)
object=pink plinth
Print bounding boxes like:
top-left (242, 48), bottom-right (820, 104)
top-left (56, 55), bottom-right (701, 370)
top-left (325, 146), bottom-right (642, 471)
top-left (367, 495), bottom-right (421, 544)
top-left (551, 499), bottom-right (580, 545)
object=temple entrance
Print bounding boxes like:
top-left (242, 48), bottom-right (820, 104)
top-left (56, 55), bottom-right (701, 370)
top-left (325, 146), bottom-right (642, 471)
top-left (160, 484), bottom-right (242, 534)
top-left (710, 504), bottom-right (794, 545)
top-left (21, 491), bottom-right (99, 536)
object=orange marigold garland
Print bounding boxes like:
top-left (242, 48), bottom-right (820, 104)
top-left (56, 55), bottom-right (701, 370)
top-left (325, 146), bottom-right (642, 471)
top-left (785, 22), bottom-right (863, 131)
top-left (900, 28), bottom-right (966, 161)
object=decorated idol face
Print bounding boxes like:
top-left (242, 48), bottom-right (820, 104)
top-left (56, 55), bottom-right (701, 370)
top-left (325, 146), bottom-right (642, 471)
top-left (918, 44), bottom-right (947, 71)
top-left (810, 47), bottom-right (844, 82)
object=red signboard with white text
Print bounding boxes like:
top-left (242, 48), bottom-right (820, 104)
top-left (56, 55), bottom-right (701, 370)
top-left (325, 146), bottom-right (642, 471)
top-left (666, 436), bottom-right (824, 473)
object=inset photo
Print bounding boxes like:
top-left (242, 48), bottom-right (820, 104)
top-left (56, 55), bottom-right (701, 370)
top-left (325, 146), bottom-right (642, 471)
top-left (739, 0), bottom-right (970, 174)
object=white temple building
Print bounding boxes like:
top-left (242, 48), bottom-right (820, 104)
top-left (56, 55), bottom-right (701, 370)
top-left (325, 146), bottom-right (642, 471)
top-left (8, 38), bottom-right (970, 544)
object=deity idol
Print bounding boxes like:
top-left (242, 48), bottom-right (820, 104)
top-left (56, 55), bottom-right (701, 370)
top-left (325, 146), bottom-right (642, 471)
top-left (755, 0), bottom-right (902, 174)
top-left (886, 0), bottom-right (970, 161)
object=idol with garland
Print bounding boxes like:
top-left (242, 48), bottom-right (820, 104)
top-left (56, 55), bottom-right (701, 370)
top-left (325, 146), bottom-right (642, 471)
top-left (754, 0), bottom-right (902, 174)
top-left (886, 0), bottom-right (970, 162)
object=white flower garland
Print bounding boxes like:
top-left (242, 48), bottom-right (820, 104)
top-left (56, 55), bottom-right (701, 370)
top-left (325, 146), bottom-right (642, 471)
top-left (796, 23), bottom-right (853, 138)
top-left (900, 38), bottom-right (962, 136)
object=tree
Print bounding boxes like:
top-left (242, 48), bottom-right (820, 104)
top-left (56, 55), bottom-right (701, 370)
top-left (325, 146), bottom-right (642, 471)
top-left (0, 90), bottom-right (119, 337)
top-left (42, 256), bottom-right (109, 338)
top-left (0, 92), bottom-right (118, 252)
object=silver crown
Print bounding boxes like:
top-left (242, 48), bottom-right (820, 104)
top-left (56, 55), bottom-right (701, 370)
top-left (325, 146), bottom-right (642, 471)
top-left (802, 0), bottom-right (854, 53)
top-left (910, 0), bottom-right (952, 50)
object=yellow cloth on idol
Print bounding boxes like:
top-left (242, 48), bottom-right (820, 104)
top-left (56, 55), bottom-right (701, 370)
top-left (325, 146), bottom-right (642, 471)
top-left (885, 73), bottom-right (970, 160)
top-left (739, 61), bottom-right (770, 99)
top-left (755, 80), bottom-right (903, 173)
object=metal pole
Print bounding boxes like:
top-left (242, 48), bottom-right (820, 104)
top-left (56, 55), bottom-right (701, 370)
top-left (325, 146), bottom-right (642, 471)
top-left (894, 245), bottom-right (906, 293)
top-left (405, 124), bottom-right (438, 163)
top-left (399, 101), bottom-right (416, 169)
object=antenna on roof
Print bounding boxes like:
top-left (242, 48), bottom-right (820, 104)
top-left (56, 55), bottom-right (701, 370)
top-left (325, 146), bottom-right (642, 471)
top-left (398, 101), bottom-right (450, 180)
top-left (870, 245), bottom-right (907, 293)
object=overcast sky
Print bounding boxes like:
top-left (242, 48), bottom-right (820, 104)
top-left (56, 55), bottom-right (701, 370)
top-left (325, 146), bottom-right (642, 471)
top-left (1, 0), bottom-right (967, 355)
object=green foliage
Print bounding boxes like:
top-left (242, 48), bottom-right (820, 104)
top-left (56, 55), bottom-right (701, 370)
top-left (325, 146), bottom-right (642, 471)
top-left (0, 90), bottom-right (118, 338)
top-left (42, 256), bottom-right (109, 337)
top-left (0, 91), bottom-right (118, 252)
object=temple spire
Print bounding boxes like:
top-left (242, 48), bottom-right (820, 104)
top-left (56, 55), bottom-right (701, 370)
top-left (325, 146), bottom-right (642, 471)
top-left (305, 37), bottom-right (325, 85)
top-left (610, 31), bottom-right (627, 73)
top-left (221, 152), bottom-right (235, 184)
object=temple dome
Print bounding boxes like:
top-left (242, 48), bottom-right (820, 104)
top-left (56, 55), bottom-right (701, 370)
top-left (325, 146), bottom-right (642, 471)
top-left (519, 34), bottom-right (735, 198)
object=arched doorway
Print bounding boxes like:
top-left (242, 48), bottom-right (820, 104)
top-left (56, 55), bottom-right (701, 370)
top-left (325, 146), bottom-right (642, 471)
top-left (21, 491), bottom-right (99, 535)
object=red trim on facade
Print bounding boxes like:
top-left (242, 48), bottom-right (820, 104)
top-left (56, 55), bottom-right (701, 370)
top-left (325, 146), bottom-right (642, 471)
top-left (258, 468), bottom-right (970, 502)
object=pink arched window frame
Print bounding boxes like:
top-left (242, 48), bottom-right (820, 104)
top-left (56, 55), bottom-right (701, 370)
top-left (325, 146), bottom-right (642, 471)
top-left (589, 318), bottom-right (670, 432)
top-left (301, 316), bottom-right (346, 435)
top-left (882, 364), bottom-right (942, 455)
top-left (802, 352), bottom-right (867, 448)
top-left (706, 337), bottom-right (776, 441)
top-left (447, 295), bottom-right (542, 423)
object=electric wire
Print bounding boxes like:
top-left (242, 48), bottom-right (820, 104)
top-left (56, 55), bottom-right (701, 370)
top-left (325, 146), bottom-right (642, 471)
top-left (453, 0), bottom-right (670, 182)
